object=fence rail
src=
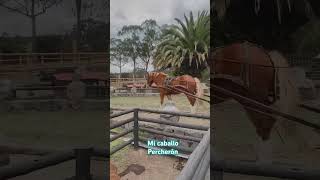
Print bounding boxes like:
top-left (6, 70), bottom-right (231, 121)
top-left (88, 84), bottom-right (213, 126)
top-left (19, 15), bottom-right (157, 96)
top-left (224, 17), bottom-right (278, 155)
top-left (110, 108), bottom-right (209, 155)
top-left (0, 52), bottom-right (107, 65)
top-left (0, 52), bottom-right (107, 72)
top-left (12, 85), bottom-right (107, 99)
top-left (110, 108), bottom-right (210, 179)
top-left (176, 130), bottom-right (210, 180)
top-left (0, 147), bottom-right (107, 179)
top-left (212, 151), bottom-right (320, 180)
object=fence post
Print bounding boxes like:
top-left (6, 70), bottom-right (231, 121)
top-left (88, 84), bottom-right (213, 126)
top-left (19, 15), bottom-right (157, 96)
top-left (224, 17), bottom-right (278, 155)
top-left (75, 147), bottom-right (92, 180)
top-left (133, 109), bottom-right (139, 149)
top-left (213, 170), bottom-right (223, 180)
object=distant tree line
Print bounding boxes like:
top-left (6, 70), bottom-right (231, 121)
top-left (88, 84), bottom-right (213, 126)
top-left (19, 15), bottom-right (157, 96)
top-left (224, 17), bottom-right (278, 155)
top-left (0, 0), bottom-right (108, 53)
top-left (111, 10), bottom-right (210, 80)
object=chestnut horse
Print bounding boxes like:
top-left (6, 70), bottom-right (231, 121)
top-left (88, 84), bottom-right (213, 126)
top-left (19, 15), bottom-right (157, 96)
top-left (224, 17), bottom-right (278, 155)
top-left (211, 41), bottom-right (301, 164)
top-left (146, 72), bottom-right (204, 113)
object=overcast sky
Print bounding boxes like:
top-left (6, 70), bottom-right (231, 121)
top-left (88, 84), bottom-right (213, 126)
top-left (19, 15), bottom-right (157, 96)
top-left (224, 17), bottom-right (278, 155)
top-left (110, 0), bottom-right (210, 73)
top-left (0, 0), bottom-right (107, 36)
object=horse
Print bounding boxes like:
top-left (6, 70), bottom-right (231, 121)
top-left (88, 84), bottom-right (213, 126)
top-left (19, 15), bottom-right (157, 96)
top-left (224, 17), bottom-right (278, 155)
top-left (146, 72), bottom-right (204, 113)
top-left (211, 41), bottom-right (302, 164)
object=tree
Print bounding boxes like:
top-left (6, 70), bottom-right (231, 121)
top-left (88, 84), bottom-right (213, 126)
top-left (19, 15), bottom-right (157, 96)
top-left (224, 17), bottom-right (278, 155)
top-left (117, 25), bottom-right (143, 81)
top-left (291, 19), bottom-right (320, 56)
top-left (212, 0), bottom-right (320, 51)
top-left (110, 38), bottom-right (129, 78)
top-left (72, 0), bottom-right (107, 51)
top-left (138, 19), bottom-right (161, 73)
top-left (74, 0), bottom-right (82, 52)
top-left (154, 11), bottom-right (210, 70)
top-left (75, 18), bottom-right (108, 51)
top-left (213, 0), bottom-right (319, 23)
top-left (0, 0), bottom-right (63, 52)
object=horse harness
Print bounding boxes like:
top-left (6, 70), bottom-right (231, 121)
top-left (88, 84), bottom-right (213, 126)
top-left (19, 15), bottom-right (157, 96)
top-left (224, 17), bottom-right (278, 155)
top-left (164, 76), bottom-right (175, 88)
top-left (163, 76), bottom-right (194, 95)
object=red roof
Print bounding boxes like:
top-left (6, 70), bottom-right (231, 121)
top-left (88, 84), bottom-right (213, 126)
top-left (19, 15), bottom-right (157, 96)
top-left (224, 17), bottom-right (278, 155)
top-left (54, 72), bottom-right (108, 81)
top-left (126, 83), bottom-right (145, 88)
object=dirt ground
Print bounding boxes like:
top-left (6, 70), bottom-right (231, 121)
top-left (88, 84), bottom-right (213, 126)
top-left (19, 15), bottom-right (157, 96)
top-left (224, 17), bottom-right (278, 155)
top-left (112, 148), bottom-right (186, 180)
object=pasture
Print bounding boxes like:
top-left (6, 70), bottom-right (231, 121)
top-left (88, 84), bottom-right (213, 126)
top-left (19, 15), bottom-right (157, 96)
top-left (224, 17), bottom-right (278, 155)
top-left (111, 95), bottom-right (210, 114)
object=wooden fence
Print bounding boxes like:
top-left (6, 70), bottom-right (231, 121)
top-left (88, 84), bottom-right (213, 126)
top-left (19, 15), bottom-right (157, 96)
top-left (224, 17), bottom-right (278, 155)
top-left (0, 147), bottom-right (107, 179)
top-left (0, 52), bottom-right (108, 72)
top-left (110, 78), bottom-right (147, 89)
top-left (176, 130), bottom-right (210, 180)
top-left (110, 108), bottom-right (210, 179)
top-left (13, 85), bottom-right (107, 99)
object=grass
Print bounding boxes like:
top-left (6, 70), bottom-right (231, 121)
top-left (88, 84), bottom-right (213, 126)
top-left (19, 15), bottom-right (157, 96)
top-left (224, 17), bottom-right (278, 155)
top-left (0, 111), bottom-right (106, 148)
top-left (110, 135), bottom-right (131, 170)
top-left (111, 95), bottom-right (210, 113)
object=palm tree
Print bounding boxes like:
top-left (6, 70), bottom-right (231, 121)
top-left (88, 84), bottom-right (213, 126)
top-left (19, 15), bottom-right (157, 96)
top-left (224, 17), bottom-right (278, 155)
top-left (213, 0), bottom-right (318, 23)
top-left (153, 11), bottom-right (210, 69)
top-left (212, 0), bottom-right (320, 52)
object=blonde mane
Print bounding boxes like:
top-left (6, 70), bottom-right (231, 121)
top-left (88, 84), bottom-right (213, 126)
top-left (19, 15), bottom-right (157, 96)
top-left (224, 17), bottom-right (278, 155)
top-left (269, 50), bottom-right (300, 113)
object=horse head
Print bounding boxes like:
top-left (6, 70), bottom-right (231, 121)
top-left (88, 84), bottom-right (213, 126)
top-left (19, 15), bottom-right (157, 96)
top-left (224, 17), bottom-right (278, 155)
top-left (146, 72), bottom-right (167, 87)
top-left (146, 72), bottom-right (157, 87)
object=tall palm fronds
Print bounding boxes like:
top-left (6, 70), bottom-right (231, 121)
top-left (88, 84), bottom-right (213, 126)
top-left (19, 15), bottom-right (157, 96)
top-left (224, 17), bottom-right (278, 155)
top-left (213, 0), bottom-right (316, 23)
top-left (153, 11), bottom-right (210, 69)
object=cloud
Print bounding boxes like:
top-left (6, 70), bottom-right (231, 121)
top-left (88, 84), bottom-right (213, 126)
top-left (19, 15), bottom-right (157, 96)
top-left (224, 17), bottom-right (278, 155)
top-left (110, 0), bottom-right (210, 73)
top-left (110, 0), bottom-right (209, 37)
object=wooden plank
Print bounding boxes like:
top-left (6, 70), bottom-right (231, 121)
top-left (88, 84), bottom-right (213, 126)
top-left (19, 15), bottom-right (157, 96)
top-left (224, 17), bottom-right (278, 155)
top-left (138, 137), bottom-right (194, 153)
top-left (110, 128), bottom-right (134, 142)
top-left (110, 118), bottom-right (134, 129)
top-left (0, 151), bottom-right (74, 179)
top-left (192, 144), bottom-right (210, 180)
top-left (110, 138), bottom-right (134, 155)
top-left (176, 130), bottom-right (210, 180)
top-left (138, 108), bottom-right (210, 119)
top-left (300, 103), bottom-right (320, 113)
top-left (0, 145), bottom-right (56, 156)
top-left (211, 148), bottom-right (320, 180)
top-left (110, 109), bottom-right (134, 119)
top-left (139, 127), bottom-right (202, 142)
top-left (138, 117), bottom-right (209, 131)
top-left (137, 142), bottom-right (189, 159)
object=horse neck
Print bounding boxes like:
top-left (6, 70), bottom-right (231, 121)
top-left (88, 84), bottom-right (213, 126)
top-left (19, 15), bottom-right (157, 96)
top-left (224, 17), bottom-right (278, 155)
top-left (153, 73), bottom-right (167, 86)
